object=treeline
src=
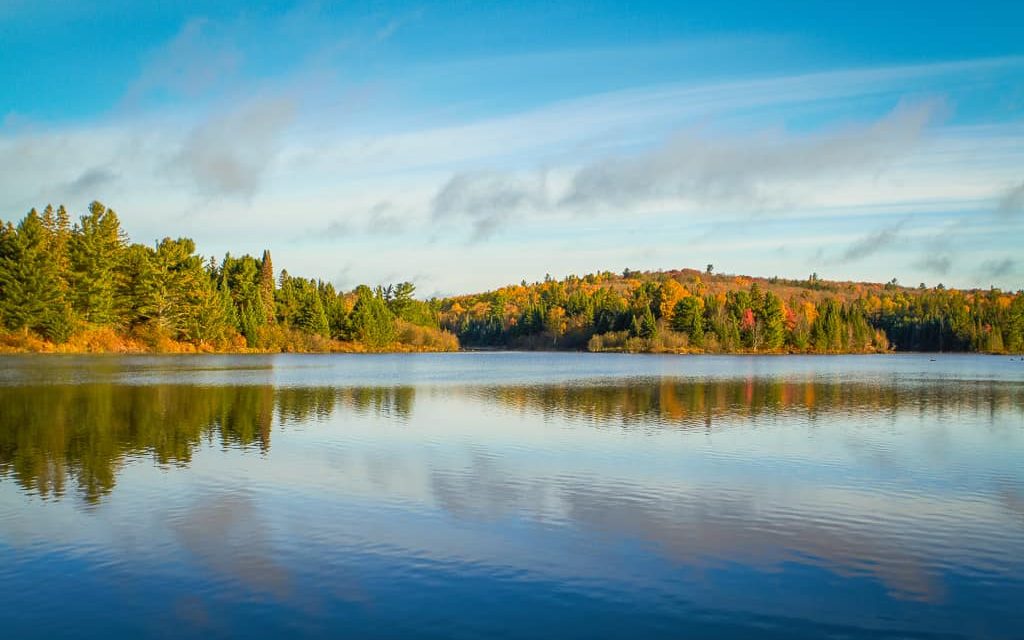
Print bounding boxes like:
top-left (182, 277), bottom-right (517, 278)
top-left (0, 203), bottom-right (457, 352)
top-left (2, 202), bottom-right (1020, 354)
top-left (441, 269), bottom-right (1024, 353)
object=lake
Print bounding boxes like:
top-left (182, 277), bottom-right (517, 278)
top-left (1, 353), bottom-right (1022, 639)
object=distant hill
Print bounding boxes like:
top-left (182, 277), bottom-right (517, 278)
top-left (440, 267), bottom-right (1023, 353)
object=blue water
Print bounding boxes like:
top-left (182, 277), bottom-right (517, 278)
top-left (0, 353), bottom-right (1022, 639)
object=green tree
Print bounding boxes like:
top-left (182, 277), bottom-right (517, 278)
top-left (388, 281), bottom-right (416, 320)
top-left (761, 292), bottom-right (785, 351)
top-left (297, 280), bottom-right (330, 337)
top-left (349, 285), bottom-right (397, 349)
top-left (258, 250), bottom-right (276, 324)
top-left (0, 210), bottom-right (67, 338)
top-left (69, 201), bottom-right (127, 325)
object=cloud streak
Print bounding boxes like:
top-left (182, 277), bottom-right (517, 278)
top-left (60, 166), bottom-right (120, 196)
top-left (124, 18), bottom-right (243, 107)
top-left (836, 220), bottom-right (908, 263)
top-left (980, 257), bottom-right (1016, 278)
top-left (997, 180), bottom-right (1024, 216)
top-left (173, 98), bottom-right (296, 198)
top-left (431, 101), bottom-right (940, 236)
top-left (432, 171), bottom-right (549, 238)
top-left (562, 101), bottom-right (940, 211)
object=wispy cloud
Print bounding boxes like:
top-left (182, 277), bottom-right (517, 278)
top-left (980, 257), bottom-right (1016, 278)
top-left (432, 171), bottom-right (549, 238)
top-left (563, 100), bottom-right (939, 212)
top-left (123, 17), bottom-right (242, 107)
top-left (836, 219), bottom-right (908, 263)
top-left (429, 101), bottom-right (939, 236)
top-left (997, 180), bottom-right (1024, 216)
top-left (60, 166), bottom-right (120, 196)
top-left (375, 8), bottom-right (424, 42)
top-left (172, 98), bottom-right (295, 198)
top-left (915, 253), bottom-right (953, 276)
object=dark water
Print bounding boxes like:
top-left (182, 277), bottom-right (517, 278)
top-left (1, 353), bottom-right (1023, 639)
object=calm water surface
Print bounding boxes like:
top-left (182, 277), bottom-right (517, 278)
top-left (1, 353), bottom-right (1022, 639)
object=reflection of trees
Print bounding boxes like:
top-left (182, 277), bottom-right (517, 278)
top-left (0, 384), bottom-right (415, 503)
top-left (3, 377), bottom-right (1020, 504)
top-left (478, 379), bottom-right (1024, 428)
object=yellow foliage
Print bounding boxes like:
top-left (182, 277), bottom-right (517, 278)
top-left (469, 301), bottom-right (490, 318)
top-left (658, 279), bottom-right (686, 320)
top-left (801, 301), bottom-right (818, 324)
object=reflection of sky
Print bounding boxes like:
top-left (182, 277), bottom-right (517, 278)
top-left (0, 354), bottom-right (1023, 638)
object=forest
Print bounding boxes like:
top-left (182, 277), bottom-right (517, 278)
top-left (0, 203), bottom-right (457, 353)
top-left (1, 202), bottom-right (1021, 354)
top-left (441, 268), bottom-right (1024, 354)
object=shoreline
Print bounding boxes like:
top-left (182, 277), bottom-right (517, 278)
top-left (1, 348), bottom-right (1016, 357)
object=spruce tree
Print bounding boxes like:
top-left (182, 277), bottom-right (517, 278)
top-left (258, 250), bottom-right (276, 324)
top-left (349, 286), bottom-right (396, 348)
top-left (297, 282), bottom-right (330, 337)
top-left (761, 292), bottom-right (785, 351)
top-left (69, 202), bottom-right (127, 325)
top-left (0, 210), bottom-right (66, 338)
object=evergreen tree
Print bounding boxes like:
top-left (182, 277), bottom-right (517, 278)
top-left (187, 274), bottom-right (235, 345)
top-left (388, 281), bottom-right (416, 320)
top-left (297, 280), bottom-right (330, 337)
top-left (69, 201), bottom-right (127, 325)
top-left (0, 210), bottom-right (66, 338)
top-left (258, 250), bottom-right (276, 324)
top-left (349, 286), bottom-right (397, 349)
top-left (276, 270), bottom-right (300, 327)
top-left (635, 306), bottom-right (657, 339)
top-left (761, 292), bottom-right (785, 351)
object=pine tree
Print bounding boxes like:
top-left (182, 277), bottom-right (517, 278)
top-left (276, 270), bottom-right (300, 327)
top-left (388, 281), bottom-right (416, 320)
top-left (69, 201), bottom-right (127, 325)
top-left (0, 210), bottom-right (66, 338)
top-left (349, 286), bottom-right (396, 348)
top-left (297, 281), bottom-right (329, 337)
top-left (187, 273), bottom-right (235, 345)
top-left (258, 250), bottom-right (276, 324)
top-left (761, 292), bottom-right (785, 351)
top-left (637, 306), bottom-right (657, 339)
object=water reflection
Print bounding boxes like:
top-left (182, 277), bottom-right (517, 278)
top-left (2, 359), bottom-right (1023, 638)
top-left (2, 378), bottom-right (1020, 503)
top-left (0, 384), bottom-right (414, 502)
top-left (476, 378), bottom-right (1024, 428)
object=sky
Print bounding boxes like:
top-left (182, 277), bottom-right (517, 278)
top-left (1, 0), bottom-right (1023, 296)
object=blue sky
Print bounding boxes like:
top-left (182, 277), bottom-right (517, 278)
top-left (1, 1), bottom-right (1022, 294)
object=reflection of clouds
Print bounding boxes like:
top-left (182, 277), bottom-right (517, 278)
top-left (171, 492), bottom-right (291, 599)
top-left (168, 491), bottom-right (375, 616)
top-left (1000, 484), bottom-right (1024, 526)
top-left (420, 454), bottom-right (1005, 603)
top-left (430, 449), bottom-right (555, 521)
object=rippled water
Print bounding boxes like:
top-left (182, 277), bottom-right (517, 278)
top-left (1, 353), bottom-right (1022, 639)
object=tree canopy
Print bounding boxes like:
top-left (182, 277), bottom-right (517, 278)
top-left (0, 203), bottom-right (457, 353)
